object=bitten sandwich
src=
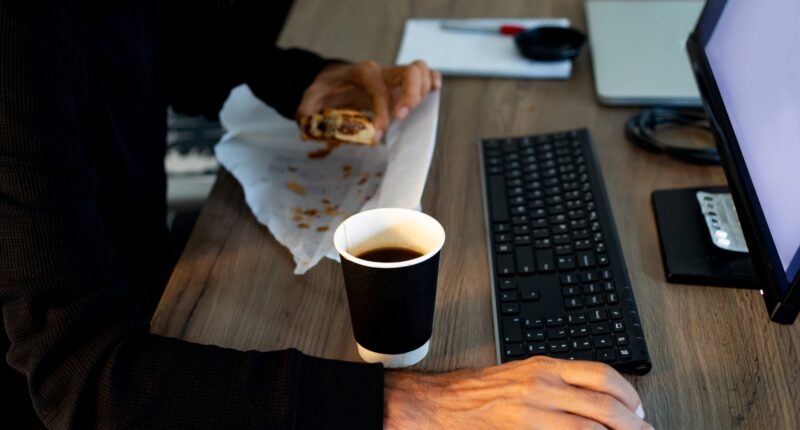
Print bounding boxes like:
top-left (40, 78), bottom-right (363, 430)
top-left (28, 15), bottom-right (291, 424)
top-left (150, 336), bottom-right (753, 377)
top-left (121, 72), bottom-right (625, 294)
top-left (300, 108), bottom-right (376, 145)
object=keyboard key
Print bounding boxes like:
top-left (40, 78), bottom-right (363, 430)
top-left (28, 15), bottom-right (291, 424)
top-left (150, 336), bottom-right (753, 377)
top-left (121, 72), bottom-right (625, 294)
top-left (604, 281), bottom-right (616, 291)
top-left (512, 215), bottom-right (529, 225)
top-left (595, 243), bottom-right (607, 253)
top-left (607, 292), bottom-right (619, 305)
top-left (591, 323), bottom-right (611, 335)
top-left (536, 250), bottom-right (555, 272)
top-left (597, 350), bottom-right (616, 363)
top-left (520, 285), bottom-right (540, 301)
top-left (564, 297), bottom-right (583, 309)
top-left (557, 255), bottom-right (576, 270)
top-left (601, 269), bottom-right (614, 280)
top-left (498, 279), bottom-right (516, 290)
top-left (489, 175), bottom-right (509, 222)
top-left (496, 244), bottom-right (512, 254)
top-left (531, 218), bottom-right (548, 228)
top-left (506, 343), bottom-right (525, 357)
top-left (574, 239), bottom-right (592, 250)
top-left (588, 309), bottom-right (607, 322)
top-left (569, 325), bottom-right (589, 338)
top-left (570, 340), bottom-right (592, 352)
top-left (593, 335), bottom-right (614, 349)
top-left (547, 328), bottom-right (568, 340)
top-left (526, 329), bottom-right (546, 342)
top-left (554, 234), bottom-right (571, 245)
top-left (580, 271), bottom-right (599, 283)
top-left (586, 294), bottom-right (604, 307)
top-left (609, 309), bottom-right (623, 320)
top-left (502, 318), bottom-right (522, 342)
top-left (495, 233), bottom-right (511, 243)
top-left (562, 285), bottom-right (581, 297)
top-left (534, 238), bottom-right (553, 249)
top-left (532, 228), bottom-right (550, 239)
top-left (560, 273), bottom-right (579, 285)
top-left (567, 313), bottom-right (587, 325)
top-left (598, 254), bottom-right (610, 266)
top-left (577, 252), bottom-right (596, 268)
top-left (499, 291), bottom-right (517, 302)
top-left (546, 316), bottom-right (565, 327)
top-left (494, 223), bottom-right (510, 233)
top-left (612, 321), bottom-right (626, 333)
top-left (496, 254), bottom-right (515, 276)
top-left (502, 303), bottom-right (520, 315)
top-left (514, 235), bottom-right (531, 246)
top-left (527, 343), bottom-right (547, 356)
top-left (516, 246), bottom-right (535, 274)
top-left (582, 283), bottom-right (601, 294)
top-left (513, 225), bottom-right (531, 235)
top-left (615, 334), bottom-right (629, 346)
top-left (549, 342), bottom-right (570, 353)
top-left (617, 348), bottom-right (632, 361)
top-left (524, 317), bottom-right (544, 329)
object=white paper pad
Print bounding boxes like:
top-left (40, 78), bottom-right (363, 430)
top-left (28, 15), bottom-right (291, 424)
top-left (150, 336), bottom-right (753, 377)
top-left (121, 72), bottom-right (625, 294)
top-left (215, 85), bottom-right (440, 274)
top-left (396, 18), bottom-right (572, 79)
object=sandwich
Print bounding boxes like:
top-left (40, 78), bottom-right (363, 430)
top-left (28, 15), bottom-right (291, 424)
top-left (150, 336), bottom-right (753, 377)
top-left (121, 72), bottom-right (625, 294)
top-left (300, 108), bottom-right (376, 145)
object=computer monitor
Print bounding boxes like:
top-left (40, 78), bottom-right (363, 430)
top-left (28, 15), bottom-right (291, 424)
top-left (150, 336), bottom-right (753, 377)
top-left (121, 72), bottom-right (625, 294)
top-left (687, 0), bottom-right (800, 323)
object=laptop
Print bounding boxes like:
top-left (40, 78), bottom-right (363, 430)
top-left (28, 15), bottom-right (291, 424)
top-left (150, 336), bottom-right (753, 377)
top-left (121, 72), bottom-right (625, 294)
top-left (585, 0), bottom-right (703, 106)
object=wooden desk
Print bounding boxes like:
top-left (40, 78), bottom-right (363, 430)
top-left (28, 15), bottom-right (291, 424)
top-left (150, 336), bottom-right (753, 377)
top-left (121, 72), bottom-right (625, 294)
top-left (151, 0), bottom-right (800, 428)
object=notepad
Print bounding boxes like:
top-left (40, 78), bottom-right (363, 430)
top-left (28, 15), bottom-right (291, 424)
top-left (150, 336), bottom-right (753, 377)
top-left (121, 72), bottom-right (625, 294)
top-left (396, 18), bottom-right (572, 79)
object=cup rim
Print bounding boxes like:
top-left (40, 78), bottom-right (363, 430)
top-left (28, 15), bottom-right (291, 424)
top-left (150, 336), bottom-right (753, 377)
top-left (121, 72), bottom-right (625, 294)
top-left (333, 208), bottom-right (446, 269)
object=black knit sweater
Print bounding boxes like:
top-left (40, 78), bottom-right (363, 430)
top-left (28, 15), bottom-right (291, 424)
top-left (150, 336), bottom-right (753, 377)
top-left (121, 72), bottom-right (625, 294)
top-left (0, 0), bottom-right (383, 428)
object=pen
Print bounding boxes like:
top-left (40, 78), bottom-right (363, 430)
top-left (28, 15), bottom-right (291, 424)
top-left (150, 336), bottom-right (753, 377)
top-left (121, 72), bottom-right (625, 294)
top-left (440, 20), bottom-right (527, 36)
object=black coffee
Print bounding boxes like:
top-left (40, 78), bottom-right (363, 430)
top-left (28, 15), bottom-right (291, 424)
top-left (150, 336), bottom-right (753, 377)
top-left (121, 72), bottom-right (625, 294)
top-left (357, 247), bottom-right (424, 263)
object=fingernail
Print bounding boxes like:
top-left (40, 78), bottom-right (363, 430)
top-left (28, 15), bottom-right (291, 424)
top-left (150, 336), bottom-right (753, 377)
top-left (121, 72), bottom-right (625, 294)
top-left (435, 77), bottom-right (442, 89)
top-left (635, 404), bottom-right (645, 419)
top-left (374, 129), bottom-right (384, 143)
top-left (396, 107), bottom-right (409, 119)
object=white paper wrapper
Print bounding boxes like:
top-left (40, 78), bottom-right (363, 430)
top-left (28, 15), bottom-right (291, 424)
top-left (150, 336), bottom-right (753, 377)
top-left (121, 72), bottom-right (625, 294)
top-left (215, 85), bottom-right (440, 274)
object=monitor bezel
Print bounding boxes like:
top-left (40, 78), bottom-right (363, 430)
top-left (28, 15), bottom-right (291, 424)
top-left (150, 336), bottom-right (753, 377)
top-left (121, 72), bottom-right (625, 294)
top-left (687, 0), bottom-right (800, 323)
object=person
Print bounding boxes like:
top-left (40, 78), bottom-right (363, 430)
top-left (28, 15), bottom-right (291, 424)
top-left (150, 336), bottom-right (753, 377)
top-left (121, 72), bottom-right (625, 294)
top-left (0, 0), bottom-right (652, 429)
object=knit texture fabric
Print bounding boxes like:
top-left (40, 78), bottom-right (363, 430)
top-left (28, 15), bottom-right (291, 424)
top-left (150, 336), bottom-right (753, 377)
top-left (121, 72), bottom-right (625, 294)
top-left (0, 1), bottom-right (383, 428)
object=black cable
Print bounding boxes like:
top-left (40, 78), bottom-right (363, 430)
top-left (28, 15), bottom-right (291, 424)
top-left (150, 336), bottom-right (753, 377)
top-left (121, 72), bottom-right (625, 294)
top-left (625, 107), bottom-right (720, 165)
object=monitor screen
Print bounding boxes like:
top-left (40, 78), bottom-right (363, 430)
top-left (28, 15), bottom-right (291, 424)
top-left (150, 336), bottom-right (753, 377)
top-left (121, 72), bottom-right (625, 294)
top-left (703, 0), bottom-right (800, 287)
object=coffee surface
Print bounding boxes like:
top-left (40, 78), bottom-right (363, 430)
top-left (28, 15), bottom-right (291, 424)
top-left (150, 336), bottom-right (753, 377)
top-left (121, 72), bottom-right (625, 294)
top-left (357, 247), bottom-right (424, 263)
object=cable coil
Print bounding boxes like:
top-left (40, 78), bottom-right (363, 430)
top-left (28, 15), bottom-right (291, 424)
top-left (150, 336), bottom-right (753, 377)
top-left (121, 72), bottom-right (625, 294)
top-left (625, 107), bottom-right (720, 165)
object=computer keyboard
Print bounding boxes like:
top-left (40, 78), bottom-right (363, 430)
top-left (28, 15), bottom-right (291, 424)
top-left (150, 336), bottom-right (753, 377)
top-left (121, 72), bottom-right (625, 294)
top-left (479, 129), bottom-right (652, 375)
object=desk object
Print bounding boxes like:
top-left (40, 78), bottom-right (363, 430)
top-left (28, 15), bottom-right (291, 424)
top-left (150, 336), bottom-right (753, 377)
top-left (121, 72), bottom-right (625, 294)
top-left (396, 19), bottom-right (572, 79)
top-left (652, 187), bottom-right (757, 288)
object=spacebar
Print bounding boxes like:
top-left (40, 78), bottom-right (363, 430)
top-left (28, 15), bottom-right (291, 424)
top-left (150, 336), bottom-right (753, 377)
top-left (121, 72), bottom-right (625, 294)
top-left (489, 175), bottom-right (509, 222)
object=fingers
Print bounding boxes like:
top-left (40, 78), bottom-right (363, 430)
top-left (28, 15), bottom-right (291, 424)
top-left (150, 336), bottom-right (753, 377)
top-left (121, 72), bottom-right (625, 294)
top-left (557, 361), bottom-right (644, 416)
top-left (296, 84), bottom-right (326, 122)
top-left (553, 384), bottom-right (651, 430)
top-left (394, 60), bottom-right (436, 120)
top-left (431, 69), bottom-right (442, 90)
top-left (353, 60), bottom-right (391, 142)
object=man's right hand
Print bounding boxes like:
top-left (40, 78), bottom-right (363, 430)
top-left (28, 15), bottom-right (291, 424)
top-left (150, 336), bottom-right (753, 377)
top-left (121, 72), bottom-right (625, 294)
top-left (384, 356), bottom-right (652, 430)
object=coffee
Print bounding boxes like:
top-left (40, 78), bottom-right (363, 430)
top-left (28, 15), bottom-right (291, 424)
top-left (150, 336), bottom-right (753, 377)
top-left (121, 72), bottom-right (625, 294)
top-left (357, 247), bottom-right (424, 263)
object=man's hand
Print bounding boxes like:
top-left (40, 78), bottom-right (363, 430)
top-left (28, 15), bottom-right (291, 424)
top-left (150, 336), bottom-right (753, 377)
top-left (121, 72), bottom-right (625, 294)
top-left (384, 356), bottom-right (652, 430)
top-left (297, 60), bottom-right (442, 143)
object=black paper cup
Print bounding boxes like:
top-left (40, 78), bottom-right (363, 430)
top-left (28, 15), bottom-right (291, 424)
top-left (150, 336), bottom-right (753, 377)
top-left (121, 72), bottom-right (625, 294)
top-left (333, 208), bottom-right (446, 367)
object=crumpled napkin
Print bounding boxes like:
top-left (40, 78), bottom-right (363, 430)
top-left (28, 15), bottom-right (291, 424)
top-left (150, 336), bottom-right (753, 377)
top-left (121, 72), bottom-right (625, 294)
top-left (215, 85), bottom-right (440, 274)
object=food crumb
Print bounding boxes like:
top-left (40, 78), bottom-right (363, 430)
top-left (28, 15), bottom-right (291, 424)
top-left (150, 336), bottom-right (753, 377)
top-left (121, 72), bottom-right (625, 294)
top-left (303, 208), bottom-right (319, 217)
top-left (357, 176), bottom-right (368, 186)
top-left (342, 164), bottom-right (353, 178)
top-left (376, 172), bottom-right (383, 177)
top-left (292, 215), bottom-right (303, 222)
top-left (286, 181), bottom-right (306, 196)
top-left (316, 226), bottom-right (329, 232)
top-left (321, 198), bottom-right (331, 205)
top-left (297, 223), bottom-right (310, 229)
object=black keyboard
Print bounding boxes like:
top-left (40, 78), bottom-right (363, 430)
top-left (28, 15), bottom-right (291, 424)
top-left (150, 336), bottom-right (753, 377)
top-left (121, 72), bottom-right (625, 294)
top-left (479, 129), bottom-right (652, 375)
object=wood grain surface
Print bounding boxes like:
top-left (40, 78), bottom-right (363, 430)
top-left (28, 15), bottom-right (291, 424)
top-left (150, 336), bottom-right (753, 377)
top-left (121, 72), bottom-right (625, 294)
top-left (150, 1), bottom-right (800, 428)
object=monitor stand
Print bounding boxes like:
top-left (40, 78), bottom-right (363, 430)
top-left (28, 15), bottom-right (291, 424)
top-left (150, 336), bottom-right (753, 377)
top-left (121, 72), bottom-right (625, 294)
top-left (652, 186), bottom-right (758, 289)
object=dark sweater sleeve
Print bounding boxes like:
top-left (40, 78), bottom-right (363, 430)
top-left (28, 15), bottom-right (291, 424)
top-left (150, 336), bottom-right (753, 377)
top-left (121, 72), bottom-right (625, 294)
top-left (168, 0), bottom-right (337, 120)
top-left (0, 3), bottom-right (382, 429)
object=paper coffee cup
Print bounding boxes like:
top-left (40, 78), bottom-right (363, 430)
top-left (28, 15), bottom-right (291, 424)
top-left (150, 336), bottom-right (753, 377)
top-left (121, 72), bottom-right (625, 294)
top-left (333, 208), bottom-right (446, 368)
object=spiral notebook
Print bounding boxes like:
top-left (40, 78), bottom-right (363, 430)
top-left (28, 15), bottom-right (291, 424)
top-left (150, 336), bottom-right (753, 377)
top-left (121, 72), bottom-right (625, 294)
top-left (395, 18), bottom-right (573, 79)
